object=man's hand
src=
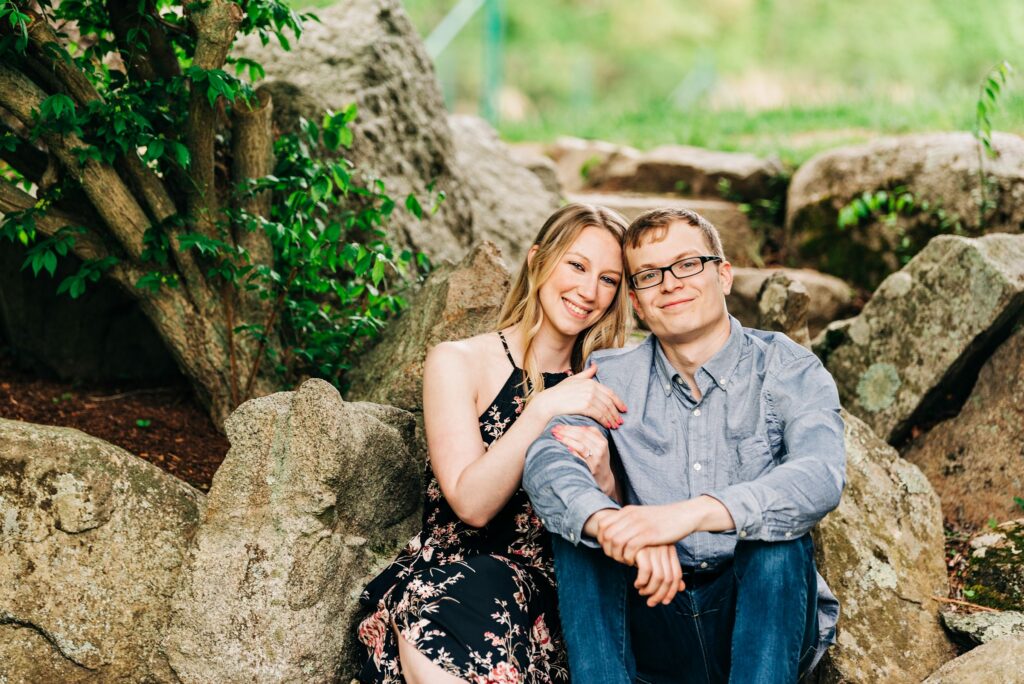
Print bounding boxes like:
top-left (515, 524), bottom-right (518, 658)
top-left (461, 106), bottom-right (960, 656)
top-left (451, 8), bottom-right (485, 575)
top-left (596, 496), bottom-right (735, 565)
top-left (634, 544), bottom-right (686, 607)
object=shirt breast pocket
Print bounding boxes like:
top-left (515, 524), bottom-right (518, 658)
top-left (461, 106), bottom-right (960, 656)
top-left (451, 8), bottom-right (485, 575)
top-left (733, 434), bottom-right (774, 483)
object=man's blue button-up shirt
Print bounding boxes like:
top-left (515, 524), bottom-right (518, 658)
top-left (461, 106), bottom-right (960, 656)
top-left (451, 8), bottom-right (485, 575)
top-left (523, 316), bottom-right (845, 649)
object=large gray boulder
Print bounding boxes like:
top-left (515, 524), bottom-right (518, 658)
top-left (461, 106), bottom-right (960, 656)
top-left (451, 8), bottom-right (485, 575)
top-left (730, 266), bottom-right (854, 336)
top-left (0, 419), bottom-right (204, 683)
top-left (346, 241), bottom-right (511, 416)
top-left (587, 144), bottom-right (787, 202)
top-left (815, 234), bottom-right (1024, 444)
top-left (813, 411), bottom-right (954, 683)
top-left (234, 0), bottom-right (474, 263)
top-left (941, 610), bottom-right (1024, 648)
top-left (163, 379), bottom-right (421, 683)
top-left (922, 637), bottom-right (1024, 683)
top-left (448, 115), bottom-right (561, 267)
top-left (903, 321), bottom-right (1024, 526)
top-left (787, 132), bottom-right (1024, 289)
top-left (544, 136), bottom-right (633, 193)
top-left (756, 271), bottom-right (811, 348)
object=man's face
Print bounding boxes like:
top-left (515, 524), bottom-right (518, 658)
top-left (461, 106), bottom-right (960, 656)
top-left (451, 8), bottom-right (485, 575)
top-left (626, 222), bottom-right (733, 344)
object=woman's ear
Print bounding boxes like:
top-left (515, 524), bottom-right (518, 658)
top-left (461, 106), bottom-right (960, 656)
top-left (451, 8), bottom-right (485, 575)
top-left (526, 244), bottom-right (540, 268)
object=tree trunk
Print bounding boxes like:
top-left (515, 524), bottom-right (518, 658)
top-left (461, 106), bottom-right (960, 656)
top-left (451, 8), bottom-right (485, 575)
top-left (0, 4), bottom-right (284, 432)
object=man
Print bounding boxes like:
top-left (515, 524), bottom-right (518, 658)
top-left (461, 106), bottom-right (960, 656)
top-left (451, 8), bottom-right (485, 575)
top-left (523, 208), bottom-right (845, 684)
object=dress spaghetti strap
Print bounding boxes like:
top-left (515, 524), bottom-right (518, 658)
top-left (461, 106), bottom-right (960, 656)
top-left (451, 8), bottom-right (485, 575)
top-left (497, 330), bottom-right (517, 368)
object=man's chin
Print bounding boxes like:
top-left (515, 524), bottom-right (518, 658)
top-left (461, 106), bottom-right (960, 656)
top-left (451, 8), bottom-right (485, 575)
top-left (648, 322), bottom-right (698, 344)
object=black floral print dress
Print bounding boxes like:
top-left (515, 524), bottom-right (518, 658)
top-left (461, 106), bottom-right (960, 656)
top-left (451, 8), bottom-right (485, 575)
top-left (357, 332), bottom-right (571, 684)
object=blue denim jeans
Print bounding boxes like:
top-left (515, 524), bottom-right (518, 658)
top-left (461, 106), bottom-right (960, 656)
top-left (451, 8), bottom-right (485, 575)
top-left (551, 535), bottom-right (819, 684)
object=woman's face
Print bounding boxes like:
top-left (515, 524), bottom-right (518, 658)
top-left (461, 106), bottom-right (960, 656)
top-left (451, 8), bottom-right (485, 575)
top-left (536, 226), bottom-right (624, 339)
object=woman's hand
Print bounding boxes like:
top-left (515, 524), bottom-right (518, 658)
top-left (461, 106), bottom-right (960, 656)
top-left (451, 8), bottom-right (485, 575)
top-left (552, 425), bottom-right (620, 501)
top-left (633, 544), bottom-right (686, 607)
top-left (529, 364), bottom-right (627, 429)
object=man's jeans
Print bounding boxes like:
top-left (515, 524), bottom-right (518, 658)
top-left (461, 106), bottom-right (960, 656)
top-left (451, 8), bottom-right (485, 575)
top-left (551, 535), bottom-right (819, 684)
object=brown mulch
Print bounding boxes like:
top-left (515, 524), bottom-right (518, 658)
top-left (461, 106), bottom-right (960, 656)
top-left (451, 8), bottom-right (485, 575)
top-left (0, 348), bottom-right (228, 492)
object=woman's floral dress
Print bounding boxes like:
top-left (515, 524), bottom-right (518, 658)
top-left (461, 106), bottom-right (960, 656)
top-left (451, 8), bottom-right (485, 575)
top-left (356, 333), bottom-right (571, 684)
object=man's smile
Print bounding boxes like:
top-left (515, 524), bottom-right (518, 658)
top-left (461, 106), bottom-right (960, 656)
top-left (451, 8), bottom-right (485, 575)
top-left (659, 296), bottom-right (696, 310)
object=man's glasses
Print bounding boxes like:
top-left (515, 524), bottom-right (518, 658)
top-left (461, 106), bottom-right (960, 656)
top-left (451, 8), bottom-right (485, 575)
top-left (630, 255), bottom-right (723, 290)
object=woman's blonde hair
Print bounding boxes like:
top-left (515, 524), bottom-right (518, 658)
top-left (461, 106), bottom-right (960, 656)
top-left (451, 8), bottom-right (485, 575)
top-left (495, 203), bottom-right (631, 403)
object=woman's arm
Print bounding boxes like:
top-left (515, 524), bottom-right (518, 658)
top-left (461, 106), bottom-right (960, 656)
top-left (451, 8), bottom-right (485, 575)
top-left (424, 341), bottom-right (626, 528)
top-left (423, 341), bottom-right (555, 528)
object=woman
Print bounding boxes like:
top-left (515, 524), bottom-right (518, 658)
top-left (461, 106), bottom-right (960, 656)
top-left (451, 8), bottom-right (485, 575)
top-left (357, 203), bottom-right (631, 683)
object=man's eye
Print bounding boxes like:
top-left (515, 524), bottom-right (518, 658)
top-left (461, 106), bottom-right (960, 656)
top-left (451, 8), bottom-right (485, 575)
top-left (639, 271), bottom-right (659, 282)
top-left (680, 259), bottom-right (700, 270)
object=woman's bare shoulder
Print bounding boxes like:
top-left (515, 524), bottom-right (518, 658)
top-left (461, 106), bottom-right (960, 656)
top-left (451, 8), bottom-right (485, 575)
top-left (426, 332), bottom-right (503, 372)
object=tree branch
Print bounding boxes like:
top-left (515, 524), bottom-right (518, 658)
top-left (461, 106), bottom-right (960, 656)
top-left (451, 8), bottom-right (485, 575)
top-left (105, 0), bottom-right (181, 82)
top-left (0, 177), bottom-right (109, 262)
top-left (0, 62), bottom-right (150, 260)
top-left (185, 0), bottom-right (242, 238)
top-left (231, 86), bottom-right (274, 262)
top-left (18, 15), bottom-right (212, 304)
top-left (25, 11), bottom-right (104, 110)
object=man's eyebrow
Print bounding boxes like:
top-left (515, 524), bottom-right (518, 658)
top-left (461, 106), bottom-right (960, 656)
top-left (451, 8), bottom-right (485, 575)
top-left (634, 250), bottom-right (700, 270)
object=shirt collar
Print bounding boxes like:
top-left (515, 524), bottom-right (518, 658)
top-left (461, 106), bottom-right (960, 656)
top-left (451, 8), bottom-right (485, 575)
top-left (652, 316), bottom-right (746, 396)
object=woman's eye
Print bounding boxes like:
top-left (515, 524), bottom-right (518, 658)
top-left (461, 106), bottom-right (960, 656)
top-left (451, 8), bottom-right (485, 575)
top-left (569, 260), bottom-right (585, 271)
top-left (601, 276), bottom-right (619, 286)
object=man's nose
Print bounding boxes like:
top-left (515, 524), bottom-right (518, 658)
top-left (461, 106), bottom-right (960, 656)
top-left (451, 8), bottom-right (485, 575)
top-left (660, 268), bottom-right (685, 292)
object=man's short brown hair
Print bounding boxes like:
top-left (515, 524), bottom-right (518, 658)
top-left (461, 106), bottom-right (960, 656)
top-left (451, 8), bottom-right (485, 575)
top-left (623, 208), bottom-right (725, 266)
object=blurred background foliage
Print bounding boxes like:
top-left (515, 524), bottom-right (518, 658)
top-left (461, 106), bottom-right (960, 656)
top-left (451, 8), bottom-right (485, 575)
top-left (299, 0), bottom-right (1024, 163)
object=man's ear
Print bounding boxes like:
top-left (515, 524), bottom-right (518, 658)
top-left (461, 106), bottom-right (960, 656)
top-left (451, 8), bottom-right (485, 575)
top-left (628, 289), bottom-right (645, 321)
top-left (718, 259), bottom-right (733, 296)
top-left (527, 244), bottom-right (540, 268)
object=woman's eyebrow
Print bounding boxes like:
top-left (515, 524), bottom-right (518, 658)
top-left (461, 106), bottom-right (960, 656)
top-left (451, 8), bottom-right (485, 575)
top-left (565, 251), bottom-right (591, 262)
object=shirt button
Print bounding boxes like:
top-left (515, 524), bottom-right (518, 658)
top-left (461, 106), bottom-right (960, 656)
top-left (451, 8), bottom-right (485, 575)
top-left (664, 384), bottom-right (670, 392)
top-left (568, 532), bottom-right (575, 542)
top-left (785, 531), bottom-right (792, 538)
top-left (739, 530), bottom-right (747, 538)
top-left (693, 408), bottom-right (701, 416)
top-left (693, 462), bottom-right (702, 471)
top-left (700, 561), bottom-right (709, 569)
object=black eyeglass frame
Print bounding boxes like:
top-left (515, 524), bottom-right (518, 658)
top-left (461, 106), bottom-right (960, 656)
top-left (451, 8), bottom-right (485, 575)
top-left (629, 255), bottom-right (723, 290)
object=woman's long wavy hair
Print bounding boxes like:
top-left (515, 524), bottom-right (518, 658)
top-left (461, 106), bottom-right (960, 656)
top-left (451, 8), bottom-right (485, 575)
top-left (495, 203), bottom-right (631, 404)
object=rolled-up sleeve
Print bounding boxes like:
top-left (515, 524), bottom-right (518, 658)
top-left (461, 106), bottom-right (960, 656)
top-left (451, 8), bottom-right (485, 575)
top-left (704, 353), bottom-right (846, 541)
top-left (523, 415), bottom-right (620, 547)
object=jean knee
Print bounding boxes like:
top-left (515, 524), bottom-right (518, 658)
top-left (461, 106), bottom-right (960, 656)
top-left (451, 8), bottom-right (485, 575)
top-left (735, 535), bottom-right (813, 579)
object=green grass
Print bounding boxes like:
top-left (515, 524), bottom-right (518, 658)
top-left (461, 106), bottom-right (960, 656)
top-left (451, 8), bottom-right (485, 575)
top-left (293, 0), bottom-right (1024, 160)
top-left (501, 90), bottom-right (1024, 166)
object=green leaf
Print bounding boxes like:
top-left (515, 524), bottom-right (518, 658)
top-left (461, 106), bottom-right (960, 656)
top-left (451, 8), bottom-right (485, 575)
top-left (170, 141), bottom-right (190, 168)
top-left (311, 176), bottom-right (331, 202)
top-left (371, 257), bottom-right (386, 285)
top-left (146, 138), bottom-right (165, 161)
top-left (405, 194), bottom-right (423, 219)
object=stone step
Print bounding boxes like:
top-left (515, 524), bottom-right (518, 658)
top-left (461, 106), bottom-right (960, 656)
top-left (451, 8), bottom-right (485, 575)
top-left (568, 191), bottom-right (759, 266)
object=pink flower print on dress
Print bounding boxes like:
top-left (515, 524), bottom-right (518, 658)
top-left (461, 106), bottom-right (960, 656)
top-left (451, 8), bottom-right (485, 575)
top-left (475, 661), bottom-right (520, 684)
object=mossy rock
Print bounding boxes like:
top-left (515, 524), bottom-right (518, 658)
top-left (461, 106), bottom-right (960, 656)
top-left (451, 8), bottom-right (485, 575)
top-left (963, 519), bottom-right (1024, 611)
